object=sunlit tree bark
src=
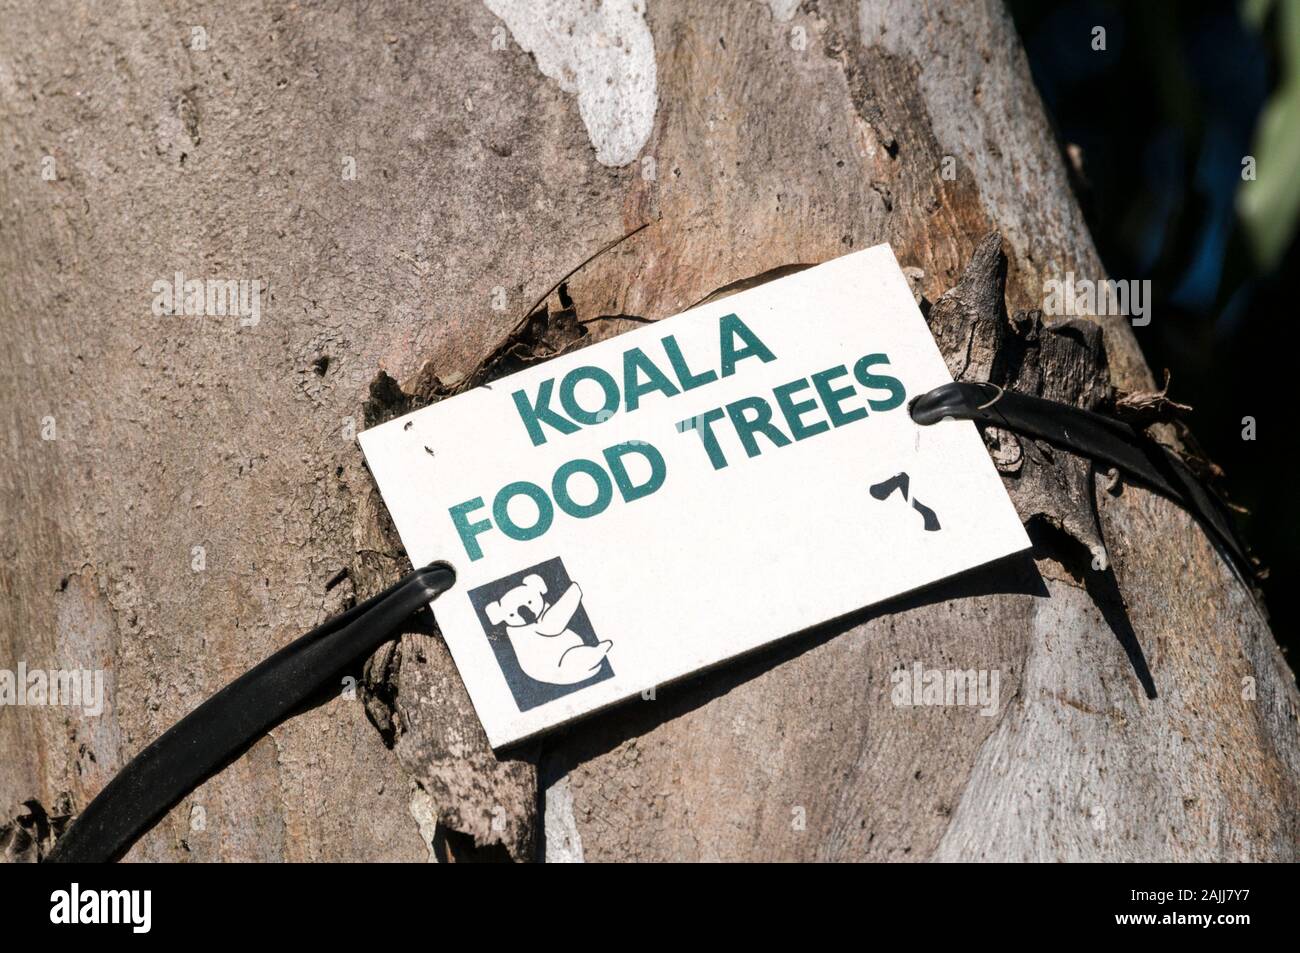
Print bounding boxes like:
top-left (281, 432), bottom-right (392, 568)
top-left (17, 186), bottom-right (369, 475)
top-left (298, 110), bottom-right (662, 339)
top-left (2, 0), bottom-right (1295, 861)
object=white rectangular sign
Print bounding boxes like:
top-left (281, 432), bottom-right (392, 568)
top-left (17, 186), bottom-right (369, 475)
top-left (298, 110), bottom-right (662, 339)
top-left (359, 245), bottom-right (1029, 748)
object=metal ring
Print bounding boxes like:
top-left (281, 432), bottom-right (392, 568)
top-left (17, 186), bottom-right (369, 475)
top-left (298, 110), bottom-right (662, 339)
top-left (975, 382), bottom-right (1005, 411)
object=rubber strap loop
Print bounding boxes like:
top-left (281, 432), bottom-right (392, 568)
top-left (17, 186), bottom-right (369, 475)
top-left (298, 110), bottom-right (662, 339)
top-left (910, 382), bottom-right (1250, 573)
top-left (44, 562), bottom-right (456, 864)
top-left (46, 387), bottom-right (1249, 862)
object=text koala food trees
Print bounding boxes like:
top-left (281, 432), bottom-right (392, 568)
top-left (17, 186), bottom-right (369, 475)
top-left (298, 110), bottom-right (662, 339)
top-left (449, 312), bottom-right (908, 562)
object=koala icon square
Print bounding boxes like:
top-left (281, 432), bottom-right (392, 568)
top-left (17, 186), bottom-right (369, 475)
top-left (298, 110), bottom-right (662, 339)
top-left (469, 558), bottom-right (614, 712)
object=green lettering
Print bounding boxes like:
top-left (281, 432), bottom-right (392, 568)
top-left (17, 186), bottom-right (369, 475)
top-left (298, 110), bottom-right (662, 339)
top-left (853, 354), bottom-right (907, 411)
top-left (773, 377), bottom-right (829, 441)
top-left (493, 481), bottom-right (553, 541)
top-left (663, 335), bottom-right (718, 391)
top-left (726, 396), bottom-right (792, 458)
top-left (559, 366), bottom-right (620, 425)
top-left (719, 313), bottom-right (776, 377)
top-left (623, 347), bottom-right (680, 411)
top-left (552, 459), bottom-right (613, 519)
top-left (812, 364), bottom-right (867, 426)
top-left (677, 408), bottom-right (729, 470)
top-left (603, 441), bottom-right (666, 502)
top-left (513, 379), bottom-right (579, 447)
top-left (449, 498), bottom-right (492, 562)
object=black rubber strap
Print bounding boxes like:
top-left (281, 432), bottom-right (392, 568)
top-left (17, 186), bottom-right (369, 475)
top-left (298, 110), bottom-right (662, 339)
top-left (42, 388), bottom-right (1247, 863)
top-left (44, 562), bottom-right (456, 864)
top-left (910, 382), bottom-right (1250, 572)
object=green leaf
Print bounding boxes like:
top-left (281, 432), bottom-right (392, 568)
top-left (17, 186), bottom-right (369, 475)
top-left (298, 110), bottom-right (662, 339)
top-left (1238, 0), bottom-right (1300, 269)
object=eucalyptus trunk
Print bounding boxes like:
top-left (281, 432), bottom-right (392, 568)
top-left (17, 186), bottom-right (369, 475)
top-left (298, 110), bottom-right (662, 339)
top-left (2, 0), bottom-right (1295, 862)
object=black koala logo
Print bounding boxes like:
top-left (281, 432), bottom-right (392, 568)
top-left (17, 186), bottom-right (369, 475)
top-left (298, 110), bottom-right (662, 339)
top-left (468, 557), bottom-right (614, 712)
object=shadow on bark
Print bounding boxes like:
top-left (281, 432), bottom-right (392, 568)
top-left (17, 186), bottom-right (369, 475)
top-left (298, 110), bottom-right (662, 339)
top-left (1084, 565), bottom-right (1158, 700)
top-left (534, 550), bottom-right (1050, 780)
top-left (1025, 517), bottom-right (1158, 700)
top-left (535, 527), bottom-right (1160, 822)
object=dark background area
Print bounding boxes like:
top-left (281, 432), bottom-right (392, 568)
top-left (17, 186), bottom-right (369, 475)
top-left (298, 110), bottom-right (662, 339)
top-left (1009, 0), bottom-right (1299, 671)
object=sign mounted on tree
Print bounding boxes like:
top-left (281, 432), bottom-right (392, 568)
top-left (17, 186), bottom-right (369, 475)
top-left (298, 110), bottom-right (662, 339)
top-left (360, 245), bottom-right (1030, 748)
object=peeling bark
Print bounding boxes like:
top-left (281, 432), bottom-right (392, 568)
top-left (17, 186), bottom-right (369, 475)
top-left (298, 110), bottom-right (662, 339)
top-left (1, 0), bottom-right (1295, 862)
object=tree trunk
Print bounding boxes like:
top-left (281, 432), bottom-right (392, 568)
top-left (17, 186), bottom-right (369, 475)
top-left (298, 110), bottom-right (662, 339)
top-left (2, 0), bottom-right (1296, 862)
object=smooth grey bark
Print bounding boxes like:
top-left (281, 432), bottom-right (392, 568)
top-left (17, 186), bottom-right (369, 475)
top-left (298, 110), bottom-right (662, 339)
top-left (1, 0), bottom-right (1295, 862)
